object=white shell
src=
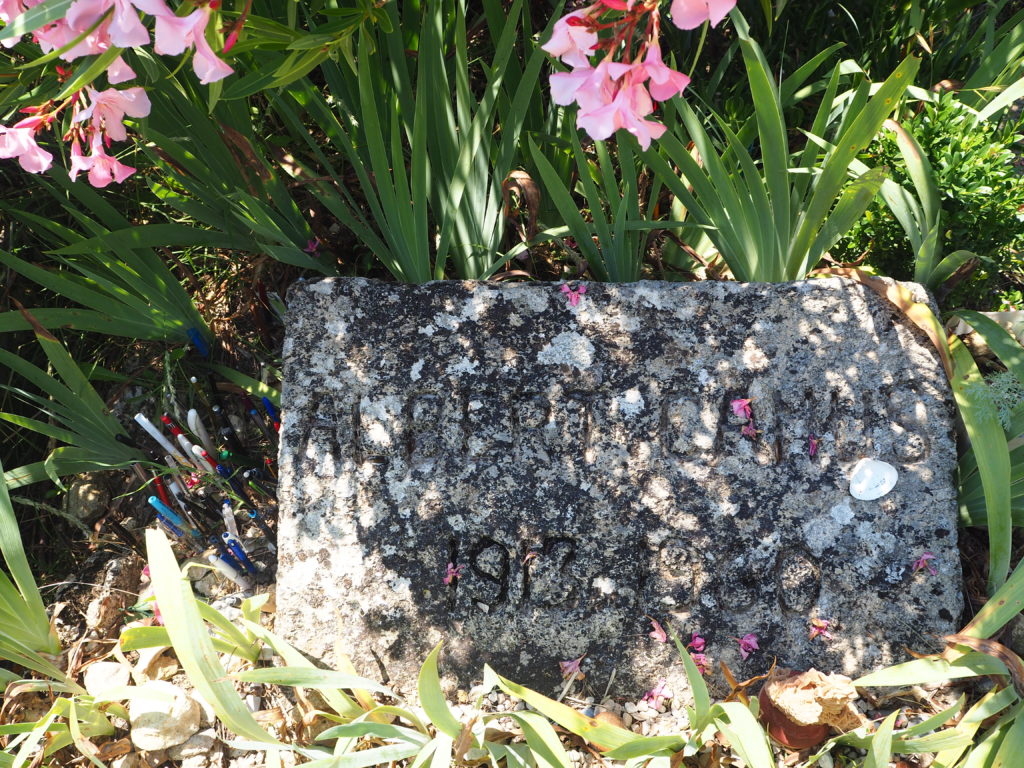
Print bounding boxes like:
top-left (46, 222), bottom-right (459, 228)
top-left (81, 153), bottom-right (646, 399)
top-left (849, 458), bottom-right (898, 500)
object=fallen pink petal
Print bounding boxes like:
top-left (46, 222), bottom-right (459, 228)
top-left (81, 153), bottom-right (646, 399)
top-left (690, 652), bottom-right (710, 675)
top-left (731, 398), bottom-right (753, 420)
top-left (648, 618), bottom-right (668, 643)
top-left (642, 678), bottom-right (673, 707)
top-left (809, 618), bottom-right (833, 641)
top-left (442, 562), bottom-right (465, 586)
top-left (686, 631), bottom-right (706, 652)
top-left (736, 632), bottom-right (759, 660)
top-left (912, 551), bottom-right (937, 576)
top-left (559, 655), bottom-right (586, 680)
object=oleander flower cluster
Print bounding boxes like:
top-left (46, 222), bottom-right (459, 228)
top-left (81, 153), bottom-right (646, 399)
top-left (0, 0), bottom-right (235, 185)
top-left (542, 0), bottom-right (736, 149)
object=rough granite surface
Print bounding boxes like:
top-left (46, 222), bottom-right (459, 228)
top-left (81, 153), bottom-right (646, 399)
top-left (275, 277), bottom-right (962, 699)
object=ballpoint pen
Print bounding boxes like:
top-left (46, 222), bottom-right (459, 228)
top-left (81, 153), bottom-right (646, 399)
top-left (162, 415), bottom-right (206, 472)
top-left (222, 532), bottom-right (258, 576)
top-left (187, 408), bottom-right (219, 457)
top-left (207, 554), bottom-right (252, 591)
top-left (134, 413), bottom-right (188, 465)
top-left (241, 394), bottom-right (273, 442)
top-left (146, 495), bottom-right (186, 529)
top-left (220, 501), bottom-right (241, 541)
top-left (261, 397), bottom-right (281, 432)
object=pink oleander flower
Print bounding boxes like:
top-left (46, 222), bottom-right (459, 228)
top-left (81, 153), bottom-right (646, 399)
top-left (107, 55), bottom-right (137, 84)
top-left (740, 421), bottom-right (758, 438)
top-left (0, 0), bottom-right (25, 46)
top-left (641, 678), bottom-right (673, 708)
top-left (735, 632), bottom-right (759, 660)
top-left (686, 631), bottom-right (706, 652)
top-left (65, 0), bottom-right (149, 49)
top-left (912, 551), bottom-right (937, 576)
top-left (809, 618), bottom-right (833, 641)
top-left (560, 283), bottom-right (587, 307)
top-left (541, 6), bottom-right (599, 68)
top-left (442, 562), bottom-right (465, 586)
top-left (641, 42), bottom-right (691, 101)
top-left (669, 0), bottom-right (737, 30)
top-left (690, 652), bottom-right (710, 675)
top-left (648, 617), bottom-right (667, 643)
top-left (550, 60), bottom-right (632, 112)
top-left (559, 655), bottom-right (586, 681)
top-left (69, 133), bottom-right (136, 187)
top-left (135, 0), bottom-right (234, 83)
top-left (0, 116), bottom-right (53, 173)
top-left (576, 70), bottom-right (666, 150)
top-left (76, 86), bottom-right (151, 142)
top-left (730, 398), bottom-right (753, 420)
top-left (809, 433), bottom-right (819, 457)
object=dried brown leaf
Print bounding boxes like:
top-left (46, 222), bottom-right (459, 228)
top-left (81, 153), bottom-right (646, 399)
top-left (945, 634), bottom-right (1024, 696)
top-left (502, 170), bottom-right (541, 240)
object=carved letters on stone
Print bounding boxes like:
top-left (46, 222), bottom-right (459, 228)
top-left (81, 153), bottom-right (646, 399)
top-left (276, 278), bottom-right (961, 697)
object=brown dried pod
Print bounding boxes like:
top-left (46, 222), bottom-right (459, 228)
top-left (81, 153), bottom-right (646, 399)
top-left (590, 709), bottom-right (628, 752)
top-left (758, 668), bottom-right (866, 750)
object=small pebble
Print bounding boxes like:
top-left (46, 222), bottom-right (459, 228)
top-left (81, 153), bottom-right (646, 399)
top-left (624, 702), bottom-right (637, 714)
top-left (622, 713), bottom-right (633, 727)
top-left (637, 699), bottom-right (650, 712)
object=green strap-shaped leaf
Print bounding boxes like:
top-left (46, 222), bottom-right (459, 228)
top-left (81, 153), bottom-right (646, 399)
top-left (418, 643), bottom-right (462, 739)
top-left (951, 336), bottom-right (1012, 592)
top-left (854, 652), bottom-right (1009, 687)
top-left (145, 529), bottom-right (280, 745)
top-left (863, 710), bottom-right (900, 768)
top-left (0, 456), bottom-right (62, 658)
top-left (713, 702), bottom-right (775, 768)
top-left (0, 0), bottom-right (73, 42)
top-left (491, 668), bottom-right (643, 751)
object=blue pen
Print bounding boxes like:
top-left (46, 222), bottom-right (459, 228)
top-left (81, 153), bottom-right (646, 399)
top-left (222, 533), bottom-right (258, 575)
top-left (210, 535), bottom-right (244, 570)
top-left (155, 513), bottom-right (184, 538)
top-left (148, 496), bottom-right (203, 540)
top-left (187, 328), bottom-right (210, 357)
top-left (214, 462), bottom-right (247, 498)
top-left (261, 397), bottom-right (280, 432)
top-left (147, 496), bottom-right (186, 529)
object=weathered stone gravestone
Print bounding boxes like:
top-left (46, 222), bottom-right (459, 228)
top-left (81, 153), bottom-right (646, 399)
top-left (276, 277), bottom-right (961, 698)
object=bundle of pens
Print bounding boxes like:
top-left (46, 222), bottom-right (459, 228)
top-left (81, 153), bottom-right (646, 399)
top-left (122, 372), bottom-right (280, 594)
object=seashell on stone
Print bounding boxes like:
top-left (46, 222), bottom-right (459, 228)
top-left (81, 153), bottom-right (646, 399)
top-left (849, 458), bottom-right (898, 500)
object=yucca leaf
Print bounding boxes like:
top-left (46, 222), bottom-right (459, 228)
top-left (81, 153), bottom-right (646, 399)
top-left (418, 643), bottom-right (462, 740)
top-left (145, 529), bottom-right (280, 745)
top-left (950, 337), bottom-right (1012, 592)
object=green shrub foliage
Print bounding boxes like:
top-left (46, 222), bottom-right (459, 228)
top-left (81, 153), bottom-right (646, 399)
top-left (837, 93), bottom-right (1024, 309)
